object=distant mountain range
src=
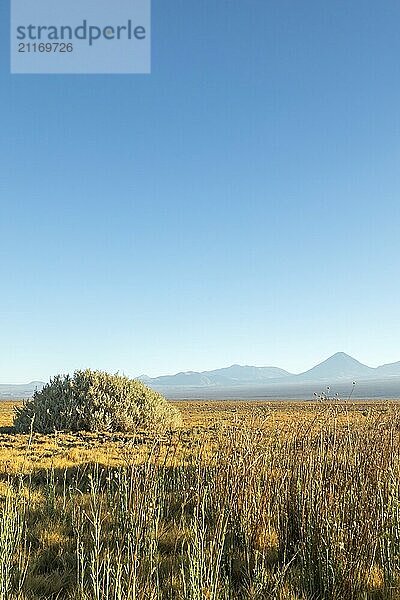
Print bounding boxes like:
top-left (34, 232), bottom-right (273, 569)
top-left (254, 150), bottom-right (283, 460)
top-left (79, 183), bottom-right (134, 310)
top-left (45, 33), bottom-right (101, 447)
top-left (0, 381), bottom-right (45, 400)
top-left (137, 353), bottom-right (400, 399)
top-left (139, 353), bottom-right (400, 387)
top-left (139, 364), bottom-right (290, 387)
top-left (1, 353), bottom-right (400, 400)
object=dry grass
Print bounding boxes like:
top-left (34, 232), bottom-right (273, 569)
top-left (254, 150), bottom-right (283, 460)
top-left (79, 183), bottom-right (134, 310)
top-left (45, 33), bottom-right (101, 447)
top-left (0, 399), bottom-right (399, 599)
top-left (0, 399), bottom-right (392, 473)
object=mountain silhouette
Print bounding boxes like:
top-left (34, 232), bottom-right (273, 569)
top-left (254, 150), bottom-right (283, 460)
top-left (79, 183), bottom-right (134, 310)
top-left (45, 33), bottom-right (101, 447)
top-left (0, 381), bottom-right (45, 399)
top-left (142, 365), bottom-right (291, 387)
top-left (2, 353), bottom-right (400, 399)
top-left (375, 361), bottom-right (400, 377)
top-left (295, 352), bottom-right (375, 381)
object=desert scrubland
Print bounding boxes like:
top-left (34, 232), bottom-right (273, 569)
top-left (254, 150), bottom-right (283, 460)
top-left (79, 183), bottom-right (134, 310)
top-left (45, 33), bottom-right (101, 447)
top-left (0, 399), bottom-right (399, 599)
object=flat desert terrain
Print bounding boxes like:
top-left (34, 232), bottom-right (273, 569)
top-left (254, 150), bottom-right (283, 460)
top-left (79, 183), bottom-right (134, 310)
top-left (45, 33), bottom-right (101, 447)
top-left (0, 399), bottom-right (399, 599)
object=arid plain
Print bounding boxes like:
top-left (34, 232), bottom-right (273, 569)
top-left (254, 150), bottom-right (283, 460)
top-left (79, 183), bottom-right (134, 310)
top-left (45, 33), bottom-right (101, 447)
top-left (0, 398), bottom-right (399, 599)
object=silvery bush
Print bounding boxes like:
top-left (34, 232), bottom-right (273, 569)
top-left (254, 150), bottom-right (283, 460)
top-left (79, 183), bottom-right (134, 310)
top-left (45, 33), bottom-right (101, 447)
top-left (14, 369), bottom-right (182, 434)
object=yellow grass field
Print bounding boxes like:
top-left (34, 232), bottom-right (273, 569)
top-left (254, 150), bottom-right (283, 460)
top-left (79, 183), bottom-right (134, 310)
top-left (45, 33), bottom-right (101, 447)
top-left (0, 399), bottom-right (392, 474)
top-left (0, 399), bottom-right (399, 599)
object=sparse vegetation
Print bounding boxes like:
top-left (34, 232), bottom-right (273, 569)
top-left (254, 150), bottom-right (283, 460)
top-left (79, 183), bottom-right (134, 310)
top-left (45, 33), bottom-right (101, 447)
top-left (13, 370), bottom-right (182, 434)
top-left (0, 399), bottom-right (399, 598)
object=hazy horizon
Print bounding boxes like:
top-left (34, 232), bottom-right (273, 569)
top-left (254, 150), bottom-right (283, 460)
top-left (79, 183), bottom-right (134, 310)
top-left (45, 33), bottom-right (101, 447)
top-left (1, 351), bottom-right (400, 385)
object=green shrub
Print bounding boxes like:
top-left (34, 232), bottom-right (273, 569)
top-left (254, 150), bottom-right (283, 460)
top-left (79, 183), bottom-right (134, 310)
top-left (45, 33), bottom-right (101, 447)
top-left (13, 369), bottom-right (182, 434)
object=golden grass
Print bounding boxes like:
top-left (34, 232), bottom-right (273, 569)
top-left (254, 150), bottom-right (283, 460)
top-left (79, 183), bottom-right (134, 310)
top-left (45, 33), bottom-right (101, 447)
top-left (0, 398), bottom-right (399, 599)
top-left (0, 399), bottom-right (394, 474)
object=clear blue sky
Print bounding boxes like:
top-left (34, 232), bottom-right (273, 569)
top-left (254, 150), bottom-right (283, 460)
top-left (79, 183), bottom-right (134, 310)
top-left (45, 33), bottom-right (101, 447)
top-left (1, 0), bottom-right (400, 382)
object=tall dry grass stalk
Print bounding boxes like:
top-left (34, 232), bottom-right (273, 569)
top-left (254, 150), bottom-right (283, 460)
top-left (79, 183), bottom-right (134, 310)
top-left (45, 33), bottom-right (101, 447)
top-left (0, 482), bottom-right (28, 600)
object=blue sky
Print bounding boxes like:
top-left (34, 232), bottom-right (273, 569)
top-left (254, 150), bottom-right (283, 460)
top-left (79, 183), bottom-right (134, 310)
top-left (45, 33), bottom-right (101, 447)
top-left (1, 0), bottom-right (400, 382)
